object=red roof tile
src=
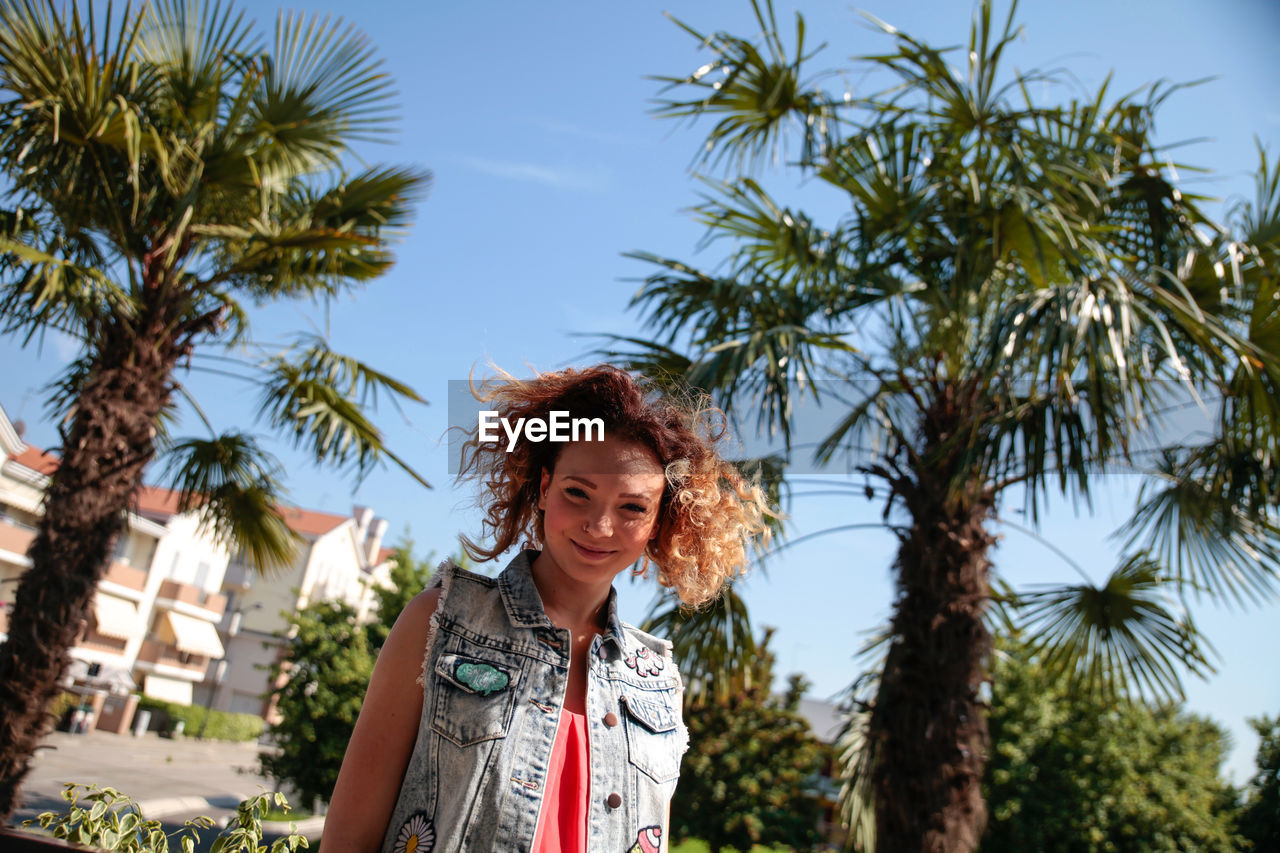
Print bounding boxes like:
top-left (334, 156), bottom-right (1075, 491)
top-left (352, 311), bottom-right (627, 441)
top-left (377, 546), bottom-right (395, 564)
top-left (279, 506), bottom-right (348, 537)
top-left (6, 442), bottom-right (351, 538)
top-left (9, 446), bottom-right (59, 476)
top-left (135, 485), bottom-right (347, 539)
top-left (134, 485), bottom-right (186, 518)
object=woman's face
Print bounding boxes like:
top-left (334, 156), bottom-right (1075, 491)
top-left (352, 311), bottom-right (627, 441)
top-left (538, 435), bottom-right (666, 587)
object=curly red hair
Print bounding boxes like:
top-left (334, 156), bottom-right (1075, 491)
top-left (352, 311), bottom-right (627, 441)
top-left (457, 365), bottom-right (771, 606)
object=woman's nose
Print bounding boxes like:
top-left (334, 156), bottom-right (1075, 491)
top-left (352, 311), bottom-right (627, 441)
top-left (584, 512), bottom-right (613, 536)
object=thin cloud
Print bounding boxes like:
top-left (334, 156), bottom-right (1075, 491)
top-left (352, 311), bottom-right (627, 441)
top-left (526, 117), bottom-right (641, 147)
top-left (460, 156), bottom-right (614, 193)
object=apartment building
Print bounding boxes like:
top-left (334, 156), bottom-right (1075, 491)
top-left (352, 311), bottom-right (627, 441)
top-left (1, 400), bottom-right (393, 729)
top-left (0, 405), bottom-right (226, 729)
top-left (201, 504), bottom-right (394, 719)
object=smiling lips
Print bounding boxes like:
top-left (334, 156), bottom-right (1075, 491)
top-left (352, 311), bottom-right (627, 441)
top-left (571, 540), bottom-right (614, 560)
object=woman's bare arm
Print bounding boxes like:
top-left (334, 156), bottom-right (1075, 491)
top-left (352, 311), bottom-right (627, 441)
top-left (321, 588), bottom-right (441, 852)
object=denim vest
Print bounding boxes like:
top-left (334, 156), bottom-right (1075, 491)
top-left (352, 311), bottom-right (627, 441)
top-left (378, 550), bottom-right (688, 853)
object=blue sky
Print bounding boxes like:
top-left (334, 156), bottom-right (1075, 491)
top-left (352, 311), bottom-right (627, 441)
top-left (2, 0), bottom-right (1277, 783)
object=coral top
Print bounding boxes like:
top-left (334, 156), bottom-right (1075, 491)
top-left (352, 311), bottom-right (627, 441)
top-left (532, 709), bottom-right (590, 853)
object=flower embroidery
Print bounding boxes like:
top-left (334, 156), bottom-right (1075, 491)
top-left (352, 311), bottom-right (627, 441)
top-left (624, 646), bottom-right (665, 677)
top-left (393, 812), bottom-right (435, 853)
top-left (627, 825), bottom-right (662, 853)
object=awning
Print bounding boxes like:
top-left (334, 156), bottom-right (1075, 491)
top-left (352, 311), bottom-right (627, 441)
top-left (93, 594), bottom-right (142, 641)
top-left (160, 610), bottom-right (225, 659)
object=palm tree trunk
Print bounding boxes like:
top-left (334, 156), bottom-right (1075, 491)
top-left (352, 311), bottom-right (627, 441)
top-left (0, 332), bottom-right (177, 822)
top-left (871, 387), bottom-right (996, 853)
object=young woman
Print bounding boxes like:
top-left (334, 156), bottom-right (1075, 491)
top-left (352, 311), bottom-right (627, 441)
top-left (323, 365), bottom-right (770, 852)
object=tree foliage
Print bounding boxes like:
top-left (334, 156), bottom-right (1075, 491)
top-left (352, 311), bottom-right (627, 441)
top-left (670, 628), bottom-right (825, 853)
top-left (260, 599), bottom-right (375, 810)
top-left (1237, 714), bottom-right (1280, 852)
top-left (608, 0), bottom-right (1280, 848)
top-left (262, 542), bottom-right (441, 807)
top-left (0, 0), bottom-right (429, 817)
top-left (982, 641), bottom-right (1242, 853)
top-left (364, 538), bottom-right (440, 651)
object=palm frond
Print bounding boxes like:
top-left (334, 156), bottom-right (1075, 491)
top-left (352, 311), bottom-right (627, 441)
top-left (692, 177), bottom-right (850, 288)
top-left (1016, 555), bottom-right (1215, 704)
top-left (253, 9), bottom-right (398, 173)
top-left (1119, 444), bottom-right (1280, 607)
top-left (834, 686), bottom-right (877, 852)
top-left (302, 165), bottom-right (429, 232)
top-left (625, 251), bottom-right (855, 447)
top-left (1232, 140), bottom-right (1280, 248)
top-left (642, 584), bottom-right (757, 707)
top-left (830, 627), bottom-right (891, 853)
top-left (653, 0), bottom-right (834, 172)
top-left (258, 335), bottom-right (429, 488)
top-left (0, 0), bottom-right (155, 238)
top-left (136, 0), bottom-right (259, 126)
top-left (157, 432), bottom-right (298, 573)
top-left (0, 236), bottom-right (136, 339)
top-left (211, 166), bottom-right (429, 297)
top-left (591, 336), bottom-right (695, 392)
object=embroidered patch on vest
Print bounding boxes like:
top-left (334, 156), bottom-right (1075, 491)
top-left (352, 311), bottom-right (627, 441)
top-left (624, 646), bottom-right (666, 677)
top-left (627, 825), bottom-right (662, 853)
top-left (393, 812), bottom-right (435, 853)
top-left (455, 661), bottom-right (510, 696)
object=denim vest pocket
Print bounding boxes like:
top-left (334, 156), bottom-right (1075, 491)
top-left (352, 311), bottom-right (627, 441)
top-left (431, 650), bottom-right (521, 747)
top-left (619, 686), bottom-right (683, 784)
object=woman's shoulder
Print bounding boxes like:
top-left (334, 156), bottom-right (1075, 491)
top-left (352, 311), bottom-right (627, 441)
top-left (617, 621), bottom-right (674, 657)
top-left (616, 620), bottom-right (678, 681)
top-left (403, 586), bottom-right (443, 621)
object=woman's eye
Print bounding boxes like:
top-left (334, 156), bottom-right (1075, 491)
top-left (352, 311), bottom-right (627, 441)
top-left (623, 503), bottom-right (649, 514)
top-left (565, 487), bottom-right (588, 499)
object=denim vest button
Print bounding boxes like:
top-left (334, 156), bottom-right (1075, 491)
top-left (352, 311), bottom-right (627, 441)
top-left (604, 712), bottom-right (619, 727)
top-left (607, 792), bottom-right (623, 809)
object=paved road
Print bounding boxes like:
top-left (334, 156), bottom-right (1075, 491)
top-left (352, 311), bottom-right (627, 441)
top-left (9, 730), bottom-right (324, 850)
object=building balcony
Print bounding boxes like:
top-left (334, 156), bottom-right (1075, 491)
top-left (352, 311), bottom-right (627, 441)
top-left (134, 639), bottom-right (209, 679)
top-left (0, 518), bottom-right (35, 563)
top-left (102, 561), bottom-right (147, 593)
top-left (155, 579), bottom-right (227, 618)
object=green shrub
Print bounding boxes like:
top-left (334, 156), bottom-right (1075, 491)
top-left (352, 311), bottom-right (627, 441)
top-left (23, 784), bottom-right (308, 852)
top-left (137, 697), bottom-right (263, 742)
top-left (44, 691), bottom-right (79, 729)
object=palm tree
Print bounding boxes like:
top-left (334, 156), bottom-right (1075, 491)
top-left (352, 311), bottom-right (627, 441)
top-left (0, 0), bottom-right (429, 820)
top-left (606, 2), bottom-right (1280, 850)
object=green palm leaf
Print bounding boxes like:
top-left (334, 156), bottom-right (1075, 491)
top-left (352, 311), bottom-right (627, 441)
top-left (1017, 555), bottom-right (1214, 704)
top-left (1120, 444), bottom-right (1280, 607)
top-left (215, 165), bottom-right (428, 297)
top-left (254, 8), bottom-right (397, 173)
top-left (0, 236), bottom-right (136, 338)
top-left (653, 0), bottom-right (833, 171)
top-left (158, 432), bottom-right (298, 573)
top-left (643, 584), bottom-right (757, 707)
top-left (259, 335), bottom-right (429, 488)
